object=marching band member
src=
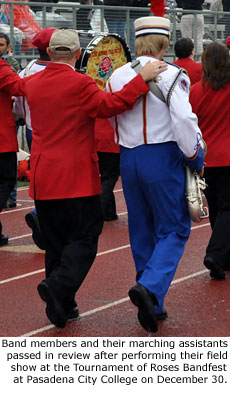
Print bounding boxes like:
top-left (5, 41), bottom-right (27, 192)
top-left (15, 28), bottom-right (167, 329)
top-left (107, 16), bottom-right (204, 333)
top-left (0, 58), bottom-right (23, 246)
top-left (14, 27), bottom-right (57, 251)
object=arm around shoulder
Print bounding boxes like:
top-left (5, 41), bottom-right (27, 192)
top-left (78, 73), bottom-right (150, 119)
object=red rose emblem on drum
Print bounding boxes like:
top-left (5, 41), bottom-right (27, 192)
top-left (98, 56), bottom-right (113, 79)
top-left (101, 57), bottom-right (112, 73)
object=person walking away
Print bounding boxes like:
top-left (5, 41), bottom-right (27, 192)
top-left (14, 27), bottom-right (56, 251)
top-left (0, 32), bottom-right (21, 210)
top-left (107, 16), bottom-right (204, 333)
top-left (95, 118), bottom-right (120, 221)
top-left (0, 60), bottom-right (24, 245)
top-left (173, 37), bottom-right (202, 85)
top-left (190, 41), bottom-right (230, 280)
top-left (18, 28), bottom-right (167, 328)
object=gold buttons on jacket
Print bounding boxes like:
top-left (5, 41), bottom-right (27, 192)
top-left (135, 92), bottom-right (144, 99)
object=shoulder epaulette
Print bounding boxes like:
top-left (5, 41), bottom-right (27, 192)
top-left (166, 67), bottom-right (187, 106)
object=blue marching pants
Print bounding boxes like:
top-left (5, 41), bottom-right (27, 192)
top-left (120, 142), bottom-right (191, 313)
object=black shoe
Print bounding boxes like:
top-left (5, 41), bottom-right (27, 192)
top-left (129, 284), bottom-right (158, 333)
top-left (25, 211), bottom-right (45, 250)
top-left (37, 280), bottom-right (67, 328)
top-left (7, 201), bottom-right (17, 208)
top-left (204, 256), bottom-right (225, 280)
top-left (156, 310), bottom-right (168, 321)
top-left (0, 234), bottom-right (8, 246)
top-left (46, 305), bottom-right (79, 323)
top-left (62, 299), bottom-right (79, 321)
top-left (66, 306), bottom-right (79, 321)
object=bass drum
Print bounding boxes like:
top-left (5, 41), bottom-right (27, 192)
top-left (75, 31), bottom-right (132, 90)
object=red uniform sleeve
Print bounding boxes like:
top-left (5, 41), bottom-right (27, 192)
top-left (78, 73), bottom-right (150, 118)
top-left (0, 59), bottom-right (25, 96)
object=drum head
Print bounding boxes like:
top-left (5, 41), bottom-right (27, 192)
top-left (75, 32), bottom-right (131, 90)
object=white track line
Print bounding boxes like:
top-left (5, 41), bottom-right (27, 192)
top-left (7, 221), bottom-right (210, 243)
top-left (9, 233), bottom-right (32, 241)
top-left (0, 221), bottom-right (210, 336)
top-left (4, 187), bottom-right (211, 336)
top-left (0, 269), bottom-right (45, 285)
top-left (20, 270), bottom-right (208, 337)
top-left (114, 188), bottom-right (123, 193)
top-left (17, 187), bottom-right (29, 191)
top-left (97, 244), bottom-right (130, 256)
top-left (1, 224), bottom-right (210, 285)
top-left (1, 205), bottom-right (35, 215)
top-left (17, 199), bottom-right (34, 202)
top-left (190, 222), bottom-right (210, 230)
top-left (0, 245), bottom-right (132, 285)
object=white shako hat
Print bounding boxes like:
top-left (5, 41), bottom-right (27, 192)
top-left (134, 16), bottom-right (170, 38)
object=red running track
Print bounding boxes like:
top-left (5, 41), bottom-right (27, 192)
top-left (0, 181), bottom-right (230, 337)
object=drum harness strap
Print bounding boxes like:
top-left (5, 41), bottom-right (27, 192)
top-left (131, 59), bottom-right (166, 104)
top-left (131, 59), bottom-right (187, 106)
top-left (23, 59), bottom-right (37, 77)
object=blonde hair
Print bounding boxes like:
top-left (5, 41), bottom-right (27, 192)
top-left (135, 34), bottom-right (169, 57)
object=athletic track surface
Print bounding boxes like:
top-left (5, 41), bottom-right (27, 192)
top-left (1, 179), bottom-right (230, 338)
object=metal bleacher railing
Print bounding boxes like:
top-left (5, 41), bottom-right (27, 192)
top-left (0, 1), bottom-right (229, 64)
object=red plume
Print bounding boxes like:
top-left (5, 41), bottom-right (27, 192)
top-left (150, 0), bottom-right (166, 17)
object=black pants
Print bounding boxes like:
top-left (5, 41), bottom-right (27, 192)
top-left (0, 152), bottom-right (17, 235)
top-left (204, 167), bottom-right (230, 267)
top-left (98, 152), bottom-right (120, 220)
top-left (35, 195), bottom-right (103, 308)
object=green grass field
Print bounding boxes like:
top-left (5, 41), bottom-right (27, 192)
top-left (17, 181), bottom-right (30, 188)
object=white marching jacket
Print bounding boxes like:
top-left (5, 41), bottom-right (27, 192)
top-left (14, 60), bottom-right (48, 130)
top-left (106, 55), bottom-right (202, 160)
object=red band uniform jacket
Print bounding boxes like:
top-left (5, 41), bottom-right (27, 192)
top-left (173, 57), bottom-right (202, 86)
top-left (190, 81), bottom-right (230, 167)
top-left (21, 63), bottom-right (149, 200)
top-left (0, 60), bottom-right (24, 153)
top-left (95, 118), bottom-right (119, 153)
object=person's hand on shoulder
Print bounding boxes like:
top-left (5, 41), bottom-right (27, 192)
top-left (140, 60), bottom-right (168, 82)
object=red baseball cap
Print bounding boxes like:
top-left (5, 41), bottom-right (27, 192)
top-left (32, 27), bottom-right (57, 50)
top-left (226, 36), bottom-right (230, 47)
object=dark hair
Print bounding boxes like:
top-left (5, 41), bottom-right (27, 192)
top-left (174, 38), bottom-right (194, 58)
top-left (38, 49), bottom-right (50, 61)
top-left (202, 41), bottom-right (230, 90)
top-left (0, 32), bottom-right (10, 46)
